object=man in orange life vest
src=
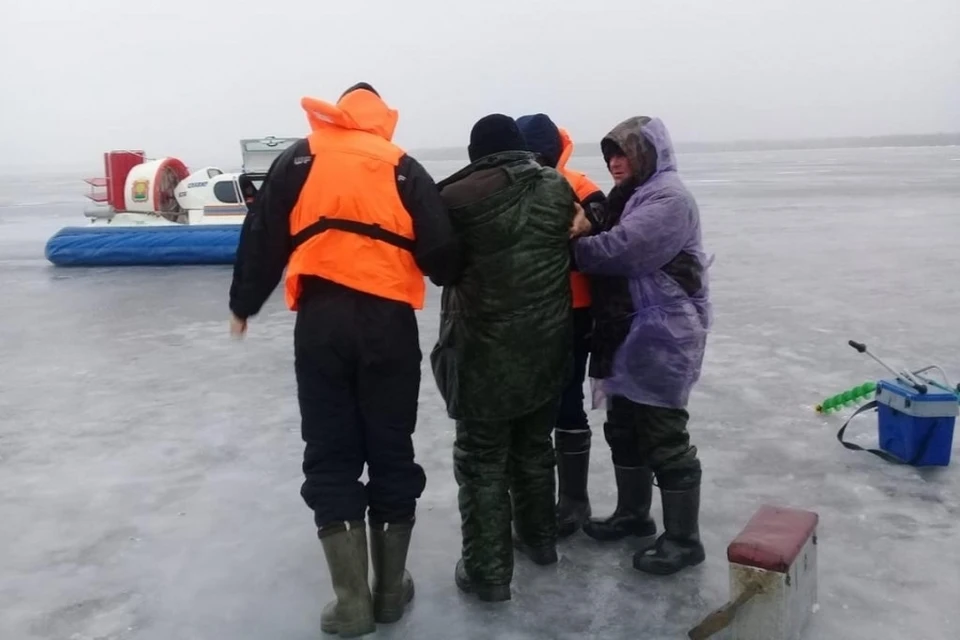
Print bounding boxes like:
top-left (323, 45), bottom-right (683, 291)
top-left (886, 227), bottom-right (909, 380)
top-left (228, 82), bottom-right (461, 637)
top-left (516, 114), bottom-right (606, 537)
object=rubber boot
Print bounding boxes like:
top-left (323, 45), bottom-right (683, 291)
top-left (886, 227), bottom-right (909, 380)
top-left (509, 489), bottom-right (558, 566)
top-left (556, 450), bottom-right (592, 538)
top-left (369, 521), bottom-right (415, 624)
top-left (512, 525), bottom-right (559, 566)
top-left (582, 465), bottom-right (657, 542)
top-left (633, 484), bottom-right (705, 575)
top-left (454, 559), bottom-right (511, 603)
top-left (319, 522), bottom-right (375, 638)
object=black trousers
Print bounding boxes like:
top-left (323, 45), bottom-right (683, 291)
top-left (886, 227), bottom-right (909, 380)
top-left (602, 395), bottom-right (701, 489)
top-left (554, 307), bottom-right (592, 454)
top-left (294, 278), bottom-right (426, 528)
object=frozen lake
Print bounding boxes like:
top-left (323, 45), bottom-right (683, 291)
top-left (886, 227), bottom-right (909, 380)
top-left (1, 145), bottom-right (959, 639)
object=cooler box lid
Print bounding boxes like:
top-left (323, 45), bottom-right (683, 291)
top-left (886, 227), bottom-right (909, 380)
top-left (876, 378), bottom-right (958, 418)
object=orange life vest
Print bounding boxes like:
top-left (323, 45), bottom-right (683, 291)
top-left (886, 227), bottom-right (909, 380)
top-left (557, 127), bottom-right (602, 309)
top-left (284, 90), bottom-right (425, 311)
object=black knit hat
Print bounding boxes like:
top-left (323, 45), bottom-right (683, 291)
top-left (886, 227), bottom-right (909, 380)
top-left (468, 114), bottom-right (528, 162)
top-left (516, 114), bottom-right (563, 168)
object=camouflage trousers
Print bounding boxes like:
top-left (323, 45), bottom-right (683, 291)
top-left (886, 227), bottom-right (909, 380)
top-left (604, 395), bottom-right (701, 489)
top-left (454, 398), bottom-right (560, 586)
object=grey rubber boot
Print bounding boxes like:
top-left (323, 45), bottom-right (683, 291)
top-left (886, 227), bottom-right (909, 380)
top-left (369, 521), bottom-right (415, 624)
top-left (582, 465), bottom-right (657, 541)
top-left (319, 522), bottom-right (376, 638)
top-left (633, 484), bottom-right (705, 575)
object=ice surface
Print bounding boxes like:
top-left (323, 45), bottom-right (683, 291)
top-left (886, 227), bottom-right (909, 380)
top-left (1, 146), bottom-right (959, 639)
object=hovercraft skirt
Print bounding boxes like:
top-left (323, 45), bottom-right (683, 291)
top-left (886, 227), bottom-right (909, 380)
top-left (45, 225), bottom-right (242, 266)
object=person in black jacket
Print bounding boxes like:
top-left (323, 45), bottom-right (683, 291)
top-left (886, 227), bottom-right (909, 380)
top-left (517, 113), bottom-right (607, 538)
top-left (229, 82), bottom-right (461, 637)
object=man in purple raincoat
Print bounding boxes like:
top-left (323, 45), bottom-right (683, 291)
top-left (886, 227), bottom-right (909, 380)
top-left (572, 116), bottom-right (712, 576)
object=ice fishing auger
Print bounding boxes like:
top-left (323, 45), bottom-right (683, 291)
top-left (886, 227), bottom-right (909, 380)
top-left (823, 340), bottom-right (959, 466)
top-left (816, 381), bottom-right (877, 414)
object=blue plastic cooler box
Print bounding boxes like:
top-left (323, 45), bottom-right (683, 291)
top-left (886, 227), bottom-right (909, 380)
top-left (875, 379), bottom-right (958, 466)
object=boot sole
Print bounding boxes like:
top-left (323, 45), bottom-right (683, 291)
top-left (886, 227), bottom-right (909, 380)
top-left (582, 522), bottom-right (657, 542)
top-left (455, 564), bottom-right (511, 602)
top-left (472, 586), bottom-right (512, 602)
top-left (632, 548), bottom-right (706, 576)
top-left (512, 538), bottom-right (558, 566)
top-left (373, 582), bottom-right (415, 624)
top-left (320, 615), bottom-right (376, 638)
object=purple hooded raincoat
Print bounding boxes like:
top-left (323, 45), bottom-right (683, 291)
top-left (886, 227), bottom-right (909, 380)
top-left (574, 117), bottom-right (712, 409)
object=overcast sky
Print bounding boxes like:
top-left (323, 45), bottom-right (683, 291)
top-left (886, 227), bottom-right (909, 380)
top-left (1, 0), bottom-right (958, 170)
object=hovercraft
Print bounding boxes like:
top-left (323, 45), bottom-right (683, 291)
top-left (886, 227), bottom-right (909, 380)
top-left (45, 137), bottom-right (298, 267)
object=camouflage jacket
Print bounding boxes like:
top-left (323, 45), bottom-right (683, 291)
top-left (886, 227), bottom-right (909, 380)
top-left (431, 151), bottom-right (575, 421)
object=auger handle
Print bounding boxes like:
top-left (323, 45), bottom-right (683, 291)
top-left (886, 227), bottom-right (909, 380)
top-left (848, 340), bottom-right (867, 353)
top-left (849, 339), bottom-right (927, 393)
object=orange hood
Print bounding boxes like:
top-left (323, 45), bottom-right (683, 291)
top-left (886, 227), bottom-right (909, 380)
top-left (301, 89), bottom-right (399, 141)
top-left (555, 126), bottom-right (602, 201)
top-left (557, 127), bottom-right (574, 171)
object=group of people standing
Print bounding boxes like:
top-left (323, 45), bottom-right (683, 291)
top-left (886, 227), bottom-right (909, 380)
top-left (228, 82), bottom-right (713, 637)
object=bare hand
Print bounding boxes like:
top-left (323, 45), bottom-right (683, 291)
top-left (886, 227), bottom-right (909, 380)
top-left (230, 314), bottom-right (247, 339)
top-left (569, 203), bottom-right (593, 238)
